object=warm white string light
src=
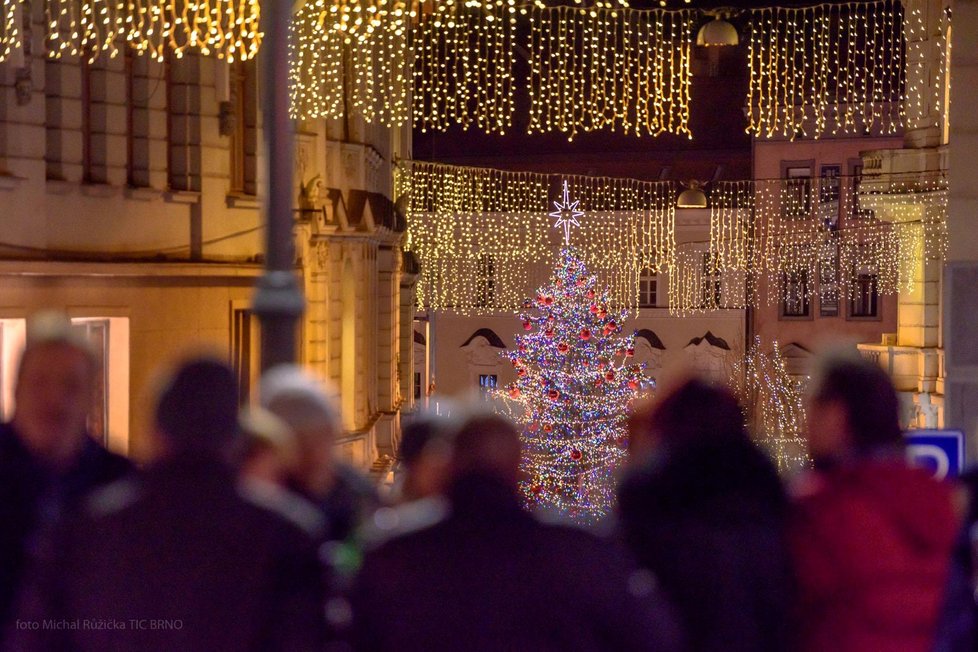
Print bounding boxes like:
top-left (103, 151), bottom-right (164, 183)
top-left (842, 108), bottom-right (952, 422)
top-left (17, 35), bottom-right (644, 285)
top-left (1, 0), bottom-right (21, 63)
top-left (746, 0), bottom-right (905, 140)
top-left (396, 160), bottom-right (676, 314)
top-left (399, 161), bottom-right (948, 315)
top-left (730, 337), bottom-right (810, 474)
top-left (289, 1), bottom-right (691, 138)
top-left (526, 6), bottom-right (693, 140)
top-left (43, 0), bottom-right (262, 63)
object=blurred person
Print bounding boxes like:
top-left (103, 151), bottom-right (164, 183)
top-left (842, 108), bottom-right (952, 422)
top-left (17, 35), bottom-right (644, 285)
top-left (618, 378), bottom-right (793, 652)
top-left (790, 354), bottom-right (957, 652)
top-left (350, 410), bottom-right (683, 652)
top-left (7, 357), bottom-right (326, 651)
top-left (393, 411), bottom-right (453, 504)
top-left (259, 365), bottom-right (379, 543)
top-left (933, 469), bottom-right (978, 652)
top-left (238, 406), bottom-right (299, 488)
top-left (0, 312), bottom-right (131, 633)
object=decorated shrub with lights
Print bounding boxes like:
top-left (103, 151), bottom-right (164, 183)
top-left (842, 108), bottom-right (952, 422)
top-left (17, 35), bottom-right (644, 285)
top-left (497, 246), bottom-right (647, 522)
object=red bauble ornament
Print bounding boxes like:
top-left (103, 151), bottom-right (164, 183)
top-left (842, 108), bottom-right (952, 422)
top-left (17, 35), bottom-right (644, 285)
top-left (628, 379), bottom-right (639, 390)
top-left (532, 484), bottom-right (544, 494)
top-left (598, 310), bottom-right (608, 320)
top-left (543, 295), bottom-right (554, 306)
top-left (547, 389), bottom-right (560, 400)
top-left (545, 329), bottom-right (555, 338)
top-left (517, 368), bottom-right (527, 377)
top-left (589, 304), bottom-right (599, 314)
top-left (518, 344), bottom-right (527, 352)
top-left (569, 449), bottom-right (583, 461)
top-left (522, 321), bottom-right (532, 331)
top-left (595, 377), bottom-right (604, 386)
top-left (576, 279), bottom-right (585, 287)
top-left (528, 422), bottom-right (539, 432)
top-left (508, 386), bottom-right (521, 398)
top-left (580, 328), bottom-right (591, 340)
top-left (626, 348), bottom-right (635, 357)
top-left (543, 423), bottom-right (553, 433)
top-left (557, 342), bottom-right (569, 354)
top-left (605, 370), bottom-right (616, 381)
top-left (586, 289), bottom-right (595, 299)
top-left (608, 320), bottom-right (617, 330)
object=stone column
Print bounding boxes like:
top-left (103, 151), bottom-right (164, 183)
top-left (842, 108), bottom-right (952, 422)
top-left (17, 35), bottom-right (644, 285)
top-left (944, 0), bottom-right (978, 457)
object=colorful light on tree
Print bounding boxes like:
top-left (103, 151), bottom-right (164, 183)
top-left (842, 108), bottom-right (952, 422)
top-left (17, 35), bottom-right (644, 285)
top-left (496, 244), bottom-right (648, 522)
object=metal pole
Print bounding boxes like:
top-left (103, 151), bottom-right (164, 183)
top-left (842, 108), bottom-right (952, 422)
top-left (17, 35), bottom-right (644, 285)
top-left (253, 0), bottom-right (305, 371)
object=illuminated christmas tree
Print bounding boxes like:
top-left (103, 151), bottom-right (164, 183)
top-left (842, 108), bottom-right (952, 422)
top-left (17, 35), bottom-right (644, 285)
top-left (496, 184), bottom-right (647, 521)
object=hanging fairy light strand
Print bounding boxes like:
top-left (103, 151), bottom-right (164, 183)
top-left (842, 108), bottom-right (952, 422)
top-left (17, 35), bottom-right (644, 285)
top-left (43, 0), bottom-right (262, 63)
top-left (288, 0), bottom-right (692, 138)
top-left (0, 0), bottom-right (19, 63)
top-left (413, 0), bottom-right (517, 134)
top-left (707, 172), bottom-right (948, 309)
top-left (746, 0), bottom-right (905, 140)
top-left (396, 159), bottom-right (676, 315)
top-left (399, 160), bottom-right (948, 315)
top-left (527, 6), bottom-right (693, 140)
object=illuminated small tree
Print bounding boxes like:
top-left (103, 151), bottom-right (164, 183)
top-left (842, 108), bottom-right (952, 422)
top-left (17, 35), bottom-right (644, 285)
top-left (732, 337), bottom-right (810, 474)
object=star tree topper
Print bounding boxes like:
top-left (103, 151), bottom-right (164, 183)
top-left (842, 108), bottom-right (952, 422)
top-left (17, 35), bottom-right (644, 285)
top-left (549, 180), bottom-right (584, 245)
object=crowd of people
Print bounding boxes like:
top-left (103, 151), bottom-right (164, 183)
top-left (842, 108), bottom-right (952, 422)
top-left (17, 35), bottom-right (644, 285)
top-left (0, 310), bottom-right (975, 651)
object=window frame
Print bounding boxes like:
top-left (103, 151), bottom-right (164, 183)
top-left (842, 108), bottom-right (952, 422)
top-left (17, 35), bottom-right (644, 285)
top-left (780, 268), bottom-right (813, 320)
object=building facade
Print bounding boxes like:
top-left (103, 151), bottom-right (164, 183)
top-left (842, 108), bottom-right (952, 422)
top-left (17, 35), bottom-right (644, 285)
top-left (0, 3), bottom-right (416, 467)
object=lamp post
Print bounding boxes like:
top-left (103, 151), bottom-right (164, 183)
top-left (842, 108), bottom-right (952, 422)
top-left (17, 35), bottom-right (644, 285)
top-left (253, 0), bottom-right (305, 371)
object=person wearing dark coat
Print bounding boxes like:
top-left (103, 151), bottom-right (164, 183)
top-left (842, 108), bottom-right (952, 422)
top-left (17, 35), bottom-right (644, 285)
top-left (0, 312), bottom-right (132, 636)
top-left (350, 412), bottom-right (683, 652)
top-left (6, 357), bottom-right (327, 652)
top-left (618, 378), bottom-right (794, 652)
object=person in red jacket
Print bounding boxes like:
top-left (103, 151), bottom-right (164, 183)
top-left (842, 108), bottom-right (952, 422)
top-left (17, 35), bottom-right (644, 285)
top-left (789, 354), bottom-right (958, 652)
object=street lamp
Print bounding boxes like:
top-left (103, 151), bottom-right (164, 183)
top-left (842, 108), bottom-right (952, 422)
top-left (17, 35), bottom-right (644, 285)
top-left (252, 0), bottom-right (305, 371)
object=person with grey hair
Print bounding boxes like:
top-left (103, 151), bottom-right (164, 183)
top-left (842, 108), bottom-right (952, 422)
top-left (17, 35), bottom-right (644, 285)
top-left (0, 311), bottom-right (131, 637)
top-left (259, 365), bottom-right (379, 544)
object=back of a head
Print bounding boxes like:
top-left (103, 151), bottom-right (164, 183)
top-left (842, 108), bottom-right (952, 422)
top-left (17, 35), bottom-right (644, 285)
top-left (399, 416), bottom-right (446, 469)
top-left (20, 310), bottom-right (97, 375)
top-left (155, 357), bottom-right (239, 456)
top-left (259, 365), bottom-right (341, 441)
top-left (810, 353), bottom-right (902, 454)
top-left (452, 412), bottom-right (521, 485)
top-left (644, 378), bottom-right (747, 449)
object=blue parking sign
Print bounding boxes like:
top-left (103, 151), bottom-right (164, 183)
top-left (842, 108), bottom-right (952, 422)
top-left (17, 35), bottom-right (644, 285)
top-left (905, 430), bottom-right (965, 481)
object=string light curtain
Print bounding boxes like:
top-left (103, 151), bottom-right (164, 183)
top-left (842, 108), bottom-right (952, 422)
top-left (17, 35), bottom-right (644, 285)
top-left (290, 0), bottom-right (516, 130)
top-left (746, 0), bottom-right (905, 140)
top-left (399, 161), bottom-right (948, 316)
top-left (289, 0), bottom-right (691, 139)
top-left (396, 160), bottom-right (676, 314)
top-left (0, 0), bottom-right (19, 63)
top-left (413, 0), bottom-right (516, 134)
top-left (527, 6), bottom-right (693, 140)
top-left (708, 173), bottom-right (948, 308)
top-left (43, 0), bottom-right (262, 62)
